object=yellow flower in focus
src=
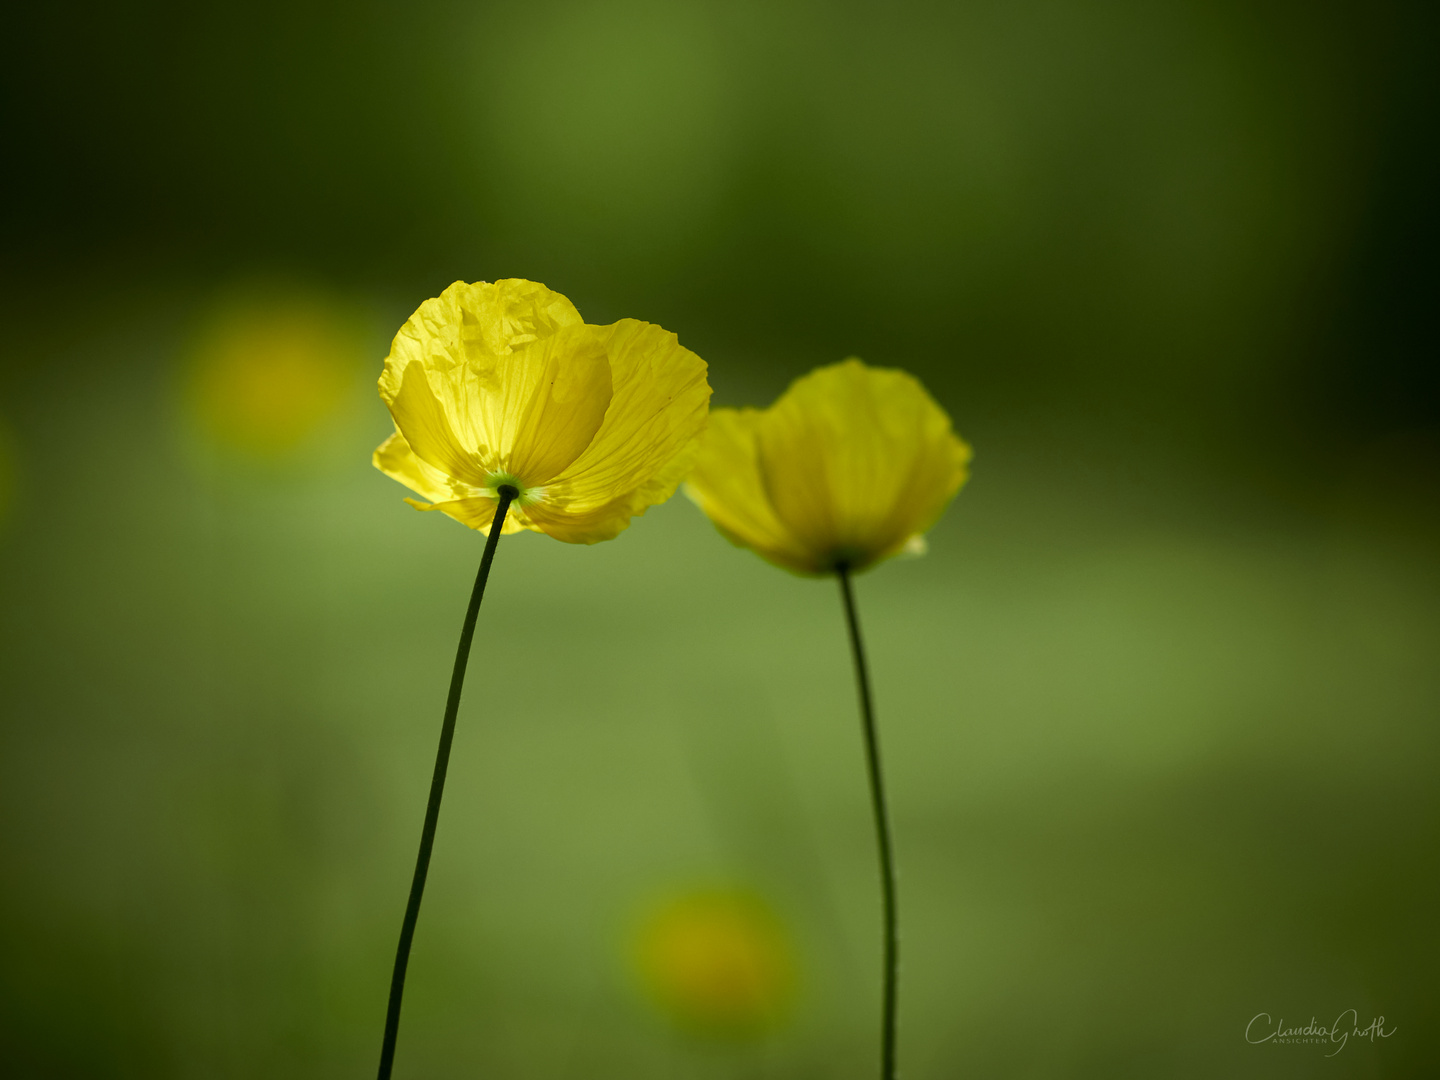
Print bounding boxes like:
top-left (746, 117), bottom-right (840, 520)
top-left (373, 279), bottom-right (711, 543)
top-left (636, 889), bottom-right (796, 1037)
top-left (686, 359), bottom-right (970, 575)
top-left (187, 286), bottom-right (363, 455)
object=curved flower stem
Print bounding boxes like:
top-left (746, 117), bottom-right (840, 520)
top-left (377, 487), bottom-right (517, 1080)
top-left (837, 565), bottom-right (898, 1080)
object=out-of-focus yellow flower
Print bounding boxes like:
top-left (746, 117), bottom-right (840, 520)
top-left (373, 279), bottom-right (710, 543)
top-left (186, 286), bottom-right (363, 455)
top-left (686, 359), bottom-right (970, 575)
top-left (635, 889), bottom-right (796, 1036)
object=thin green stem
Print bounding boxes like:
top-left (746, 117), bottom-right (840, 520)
top-left (838, 565), bottom-right (898, 1080)
top-left (377, 487), bottom-right (517, 1080)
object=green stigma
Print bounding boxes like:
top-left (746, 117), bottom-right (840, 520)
top-left (484, 471), bottom-right (536, 504)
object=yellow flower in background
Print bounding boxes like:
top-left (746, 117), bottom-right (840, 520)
top-left (686, 359), bottom-right (970, 575)
top-left (685, 358), bottom-right (963, 1078)
top-left (187, 285), bottom-right (364, 455)
top-left (636, 889), bottom-right (796, 1036)
top-left (373, 279), bottom-right (711, 543)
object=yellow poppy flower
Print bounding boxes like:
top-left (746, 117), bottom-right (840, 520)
top-left (373, 279), bottom-right (711, 543)
top-left (686, 358), bottom-right (970, 574)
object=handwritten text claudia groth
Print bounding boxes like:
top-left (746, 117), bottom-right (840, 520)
top-left (1246, 1011), bottom-right (1395, 1056)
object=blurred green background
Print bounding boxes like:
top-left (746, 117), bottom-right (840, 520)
top-left (1, 0), bottom-right (1436, 1076)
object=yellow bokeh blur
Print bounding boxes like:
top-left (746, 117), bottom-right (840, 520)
top-left (185, 285), bottom-right (364, 456)
top-left (634, 888), bottom-right (796, 1038)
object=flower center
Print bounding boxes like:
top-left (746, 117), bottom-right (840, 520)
top-left (826, 545), bottom-right (870, 574)
top-left (484, 471), bottom-right (542, 505)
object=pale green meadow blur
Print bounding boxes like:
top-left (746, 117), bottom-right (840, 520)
top-left (1, 0), bottom-right (1436, 1077)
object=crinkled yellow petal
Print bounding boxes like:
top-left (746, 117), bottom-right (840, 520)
top-left (372, 430), bottom-right (477, 504)
top-left (530, 319), bottom-right (711, 543)
top-left (471, 323), bottom-right (612, 487)
top-left (374, 431), bottom-right (528, 533)
top-left (756, 359), bottom-right (970, 571)
top-left (385, 362), bottom-right (490, 487)
top-left (684, 410), bottom-right (819, 574)
top-left (378, 279), bottom-right (589, 477)
top-left (519, 494), bottom-right (644, 544)
top-left (406, 495), bottom-right (532, 535)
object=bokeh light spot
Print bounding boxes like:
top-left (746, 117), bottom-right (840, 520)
top-left (184, 284), bottom-right (365, 456)
top-left (634, 887), bottom-right (796, 1038)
